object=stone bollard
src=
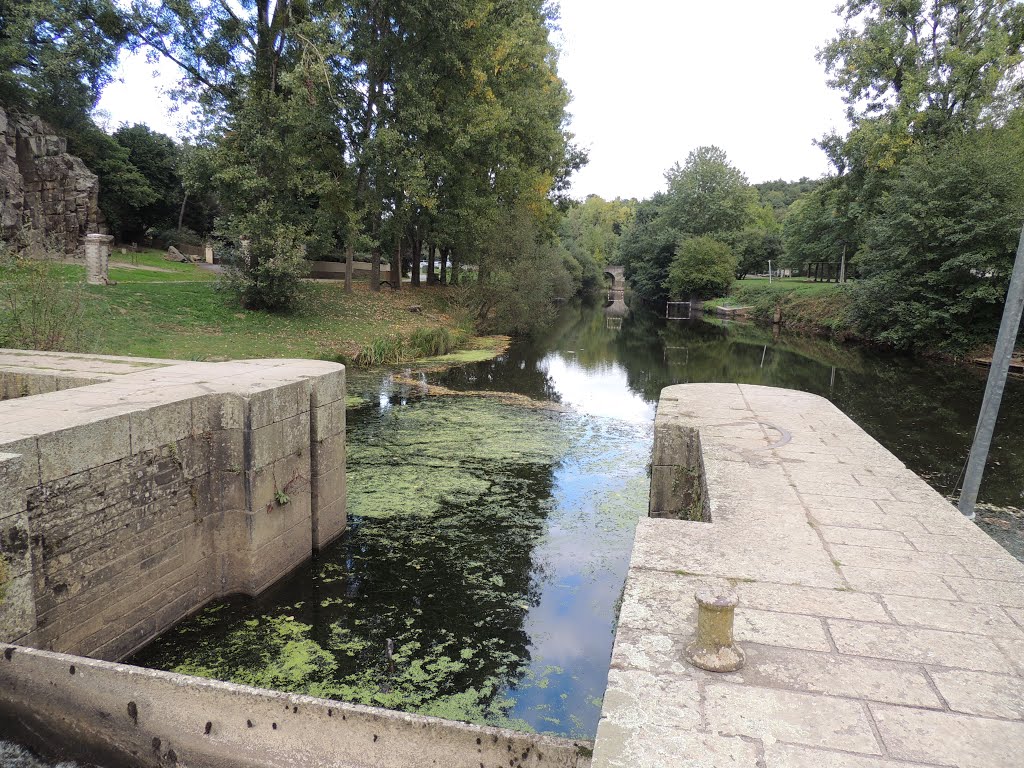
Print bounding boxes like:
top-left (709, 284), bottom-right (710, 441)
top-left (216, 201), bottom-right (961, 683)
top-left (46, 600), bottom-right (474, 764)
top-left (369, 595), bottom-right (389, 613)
top-left (84, 233), bottom-right (114, 285)
top-left (685, 582), bottom-right (745, 672)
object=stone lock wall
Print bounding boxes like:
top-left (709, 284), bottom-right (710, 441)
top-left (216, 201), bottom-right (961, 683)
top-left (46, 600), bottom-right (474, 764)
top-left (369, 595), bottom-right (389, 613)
top-left (0, 106), bottom-right (104, 252)
top-left (0, 352), bottom-right (346, 661)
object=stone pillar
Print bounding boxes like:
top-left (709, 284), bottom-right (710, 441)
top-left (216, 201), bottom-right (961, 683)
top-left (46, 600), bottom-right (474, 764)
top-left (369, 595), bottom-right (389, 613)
top-left (205, 243), bottom-right (214, 264)
top-left (84, 233), bottom-right (113, 285)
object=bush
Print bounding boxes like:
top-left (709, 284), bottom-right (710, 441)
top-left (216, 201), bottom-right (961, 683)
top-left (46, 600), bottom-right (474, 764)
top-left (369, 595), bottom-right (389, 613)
top-left (150, 226), bottom-right (204, 248)
top-left (665, 236), bottom-right (736, 300)
top-left (353, 327), bottom-right (468, 367)
top-left (219, 220), bottom-right (309, 311)
top-left (407, 326), bottom-right (465, 358)
top-left (354, 334), bottom-right (406, 367)
top-left (0, 244), bottom-right (87, 351)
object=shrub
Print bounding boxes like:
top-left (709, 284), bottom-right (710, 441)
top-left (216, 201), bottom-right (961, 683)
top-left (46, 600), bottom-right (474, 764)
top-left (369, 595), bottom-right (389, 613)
top-left (354, 334), bottom-right (406, 367)
top-left (0, 244), bottom-right (87, 351)
top-left (665, 236), bottom-right (736, 300)
top-left (219, 220), bottom-right (309, 311)
top-left (407, 326), bottom-right (465, 358)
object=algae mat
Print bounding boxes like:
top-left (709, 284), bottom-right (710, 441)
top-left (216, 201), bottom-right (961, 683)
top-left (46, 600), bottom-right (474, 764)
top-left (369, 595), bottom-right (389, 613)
top-left (130, 395), bottom-right (652, 738)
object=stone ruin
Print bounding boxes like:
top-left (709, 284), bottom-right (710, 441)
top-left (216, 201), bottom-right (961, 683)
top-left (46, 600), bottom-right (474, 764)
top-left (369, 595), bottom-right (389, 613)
top-left (0, 105), bottom-right (105, 253)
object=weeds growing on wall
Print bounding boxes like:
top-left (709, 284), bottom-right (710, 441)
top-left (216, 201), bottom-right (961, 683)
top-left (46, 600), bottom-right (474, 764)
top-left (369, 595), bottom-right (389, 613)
top-left (0, 241), bottom-right (87, 351)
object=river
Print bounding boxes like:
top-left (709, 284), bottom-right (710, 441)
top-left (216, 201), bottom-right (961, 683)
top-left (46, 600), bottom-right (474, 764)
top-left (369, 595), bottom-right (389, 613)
top-left (128, 297), bottom-right (1024, 741)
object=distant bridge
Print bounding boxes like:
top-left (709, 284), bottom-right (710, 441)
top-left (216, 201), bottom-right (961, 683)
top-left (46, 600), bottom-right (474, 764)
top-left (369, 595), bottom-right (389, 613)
top-left (603, 265), bottom-right (629, 325)
top-left (603, 265), bottom-right (625, 291)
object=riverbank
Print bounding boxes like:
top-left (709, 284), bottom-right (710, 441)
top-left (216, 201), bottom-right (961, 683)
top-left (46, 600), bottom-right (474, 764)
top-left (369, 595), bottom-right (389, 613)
top-left (706, 278), bottom-right (858, 340)
top-left (707, 278), bottom-right (1024, 360)
top-left (2, 253), bottom-right (493, 365)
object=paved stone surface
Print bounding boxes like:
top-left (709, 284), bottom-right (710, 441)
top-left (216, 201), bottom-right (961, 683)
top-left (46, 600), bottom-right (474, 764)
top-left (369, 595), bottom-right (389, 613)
top-left (593, 383), bottom-right (1024, 768)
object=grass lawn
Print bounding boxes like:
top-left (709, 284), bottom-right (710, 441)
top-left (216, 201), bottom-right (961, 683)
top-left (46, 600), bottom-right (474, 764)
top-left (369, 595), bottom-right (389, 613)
top-left (734, 277), bottom-right (846, 295)
top-left (107, 249), bottom-right (219, 283)
top-left (71, 272), bottom-right (470, 361)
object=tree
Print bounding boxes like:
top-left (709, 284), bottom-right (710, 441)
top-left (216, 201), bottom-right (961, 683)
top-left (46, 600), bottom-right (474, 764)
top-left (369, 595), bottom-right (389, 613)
top-left (131, 0), bottom-right (581, 311)
top-left (620, 147), bottom-right (754, 302)
top-left (0, 0), bottom-right (129, 123)
top-left (664, 236), bottom-right (736, 300)
top-left (781, 183), bottom-right (855, 272)
top-left (559, 195), bottom-right (634, 292)
top-left (851, 121), bottom-right (1024, 352)
top-left (820, 1), bottom-right (1024, 137)
top-left (105, 124), bottom-right (181, 241)
top-left (663, 146), bottom-right (756, 236)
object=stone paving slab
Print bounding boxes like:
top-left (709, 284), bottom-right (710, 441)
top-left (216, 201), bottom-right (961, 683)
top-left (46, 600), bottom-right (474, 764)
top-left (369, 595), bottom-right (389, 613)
top-left (593, 383), bottom-right (1024, 768)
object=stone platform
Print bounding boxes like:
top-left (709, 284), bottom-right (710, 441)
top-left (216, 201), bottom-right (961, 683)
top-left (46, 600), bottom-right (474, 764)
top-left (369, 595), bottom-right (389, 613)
top-left (594, 384), bottom-right (1024, 768)
top-left (0, 350), bottom-right (347, 661)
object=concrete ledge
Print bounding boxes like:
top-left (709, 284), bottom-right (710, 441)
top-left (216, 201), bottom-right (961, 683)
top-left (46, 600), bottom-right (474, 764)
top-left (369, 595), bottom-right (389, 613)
top-left (594, 384), bottom-right (1024, 768)
top-left (0, 350), bottom-right (347, 661)
top-left (0, 643), bottom-right (592, 768)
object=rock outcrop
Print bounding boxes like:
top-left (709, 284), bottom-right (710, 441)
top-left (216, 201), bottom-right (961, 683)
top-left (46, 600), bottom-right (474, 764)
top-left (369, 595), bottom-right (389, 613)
top-left (0, 105), bottom-right (104, 253)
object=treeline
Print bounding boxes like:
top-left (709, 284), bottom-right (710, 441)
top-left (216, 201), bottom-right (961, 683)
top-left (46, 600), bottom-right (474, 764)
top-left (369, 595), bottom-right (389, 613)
top-left (613, 1), bottom-right (1024, 354)
top-left (3, 0), bottom-right (585, 331)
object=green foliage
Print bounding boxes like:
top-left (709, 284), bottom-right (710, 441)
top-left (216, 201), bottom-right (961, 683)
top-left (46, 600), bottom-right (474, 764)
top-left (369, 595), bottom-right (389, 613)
top-left (219, 217), bottom-right (310, 312)
top-left (781, 183), bottom-right (854, 272)
top-left (851, 125), bottom-right (1024, 352)
top-left (352, 328), bottom-right (466, 367)
top-left (820, 1), bottom-right (1024, 136)
top-left (406, 327), bottom-right (466, 358)
top-left (665, 236), bottom-right (737, 300)
top-left (755, 178), bottom-right (822, 218)
top-left (104, 123), bottom-right (182, 241)
top-left (732, 202), bottom-right (783, 279)
top-left (810, 1), bottom-right (1024, 351)
top-left (559, 196), bottom-right (634, 291)
top-left (0, 242), bottom-right (88, 351)
top-left (621, 147), bottom-right (754, 302)
top-left (0, 0), bottom-right (128, 119)
top-left (663, 146), bottom-right (756, 235)
top-left (723, 280), bottom-right (855, 338)
top-left (131, 0), bottom-right (582, 315)
top-left (459, 205), bottom-right (574, 337)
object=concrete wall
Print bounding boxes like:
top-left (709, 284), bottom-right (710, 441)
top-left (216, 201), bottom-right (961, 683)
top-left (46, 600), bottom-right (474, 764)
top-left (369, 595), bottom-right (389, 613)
top-left (0, 352), bottom-right (346, 662)
top-left (648, 410), bottom-right (708, 522)
top-left (307, 260), bottom-right (392, 281)
top-left (0, 643), bottom-right (592, 768)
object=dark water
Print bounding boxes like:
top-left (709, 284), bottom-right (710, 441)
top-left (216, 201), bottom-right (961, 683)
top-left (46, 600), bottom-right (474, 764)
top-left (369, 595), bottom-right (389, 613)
top-left (129, 298), bottom-right (1024, 739)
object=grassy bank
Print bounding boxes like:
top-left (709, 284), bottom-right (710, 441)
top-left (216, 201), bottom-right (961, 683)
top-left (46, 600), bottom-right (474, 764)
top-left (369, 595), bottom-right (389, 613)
top-left (708, 278), bottom-right (857, 341)
top-left (3, 255), bottom-right (491, 364)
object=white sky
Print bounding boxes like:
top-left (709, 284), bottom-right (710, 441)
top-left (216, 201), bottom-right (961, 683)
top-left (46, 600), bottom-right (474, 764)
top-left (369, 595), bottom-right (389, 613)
top-left (96, 0), bottom-right (851, 201)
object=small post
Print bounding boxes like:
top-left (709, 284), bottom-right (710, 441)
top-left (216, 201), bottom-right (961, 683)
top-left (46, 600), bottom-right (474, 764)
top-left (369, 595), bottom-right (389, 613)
top-left (958, 224), bottom-right (1024, 519)
top-left (84, 233), bottom-right (113, 285)
top-left (685, 582), bottom-right (744, 672)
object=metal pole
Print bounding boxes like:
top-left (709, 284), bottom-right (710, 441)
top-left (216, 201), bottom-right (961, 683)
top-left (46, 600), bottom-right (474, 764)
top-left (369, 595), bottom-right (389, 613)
top-left (768, 260), bottom-right (773, 284)
top-left (958, 224), bottom-right (1024, 519)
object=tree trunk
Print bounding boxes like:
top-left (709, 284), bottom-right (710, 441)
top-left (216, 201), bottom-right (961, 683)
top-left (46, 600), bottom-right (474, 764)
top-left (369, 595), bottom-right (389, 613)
top-left (450, 253), bottom-right (460, 286)
top-left (177, 189), bottom-right (189, 233)
top-left (427, 243), bottom-right (437, 284)
top-left (371, 246), bottom-right (381, 292)
top-left (344, 243), bottom-right (354, 294)
top-left (439, 247), bottom-right (449, 285)
top-left (392, 238), bottom-right (402, 291)
top-left (411, 238), bottom-right (421, 287)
